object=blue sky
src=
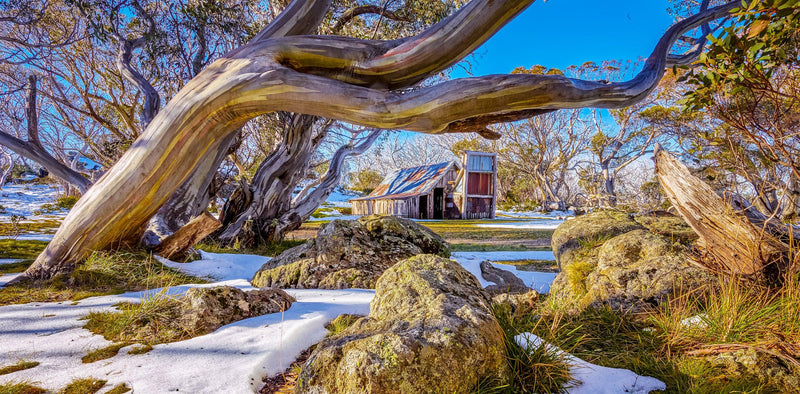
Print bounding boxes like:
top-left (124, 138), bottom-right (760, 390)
top-left (452, 0), bottom-right (676, 77)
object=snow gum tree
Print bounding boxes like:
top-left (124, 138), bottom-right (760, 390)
top-left (19, 0), bottom-right (740, 280)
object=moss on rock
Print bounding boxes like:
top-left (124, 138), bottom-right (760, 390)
top-left (549, 212), bottom-right (712, 312)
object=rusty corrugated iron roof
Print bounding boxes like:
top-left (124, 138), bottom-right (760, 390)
top-left (351, 161), bottom-right (459, 201)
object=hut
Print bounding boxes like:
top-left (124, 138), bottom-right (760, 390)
top-left (351, 151), bottom-right (497, 219)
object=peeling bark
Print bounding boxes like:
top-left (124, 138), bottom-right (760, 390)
top-left (154, 211), bottom-right (221, 260)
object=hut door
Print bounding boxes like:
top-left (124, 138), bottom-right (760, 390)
top-left (433, 188), bottom-right (444, 219)
top-left (418, 195), bottom-right (428, 219)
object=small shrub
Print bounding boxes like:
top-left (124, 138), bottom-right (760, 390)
top-left (0, 361), bottom-right (39, 376)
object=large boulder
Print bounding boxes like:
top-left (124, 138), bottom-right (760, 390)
top-left (296, 254), bottom-right (508, 393)
top-left (551, 210), bottom-right (643, 268)
top-left (251, 215), bottom-right (449, 289)
top-left (549, 212), bottom-right (714, 312)
top-left (179, 286), bottom-right (295, 333)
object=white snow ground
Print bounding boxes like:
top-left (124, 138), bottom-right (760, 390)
top-left (0, 249), bottom-right (666, 393)
top-left (0, 183), bottom-right (65, 221)
top-left (515, 333), bottom-right (667, 394)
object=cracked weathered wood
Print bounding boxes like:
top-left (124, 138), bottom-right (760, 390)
top-left (655, 147), bottom-right (787, 279)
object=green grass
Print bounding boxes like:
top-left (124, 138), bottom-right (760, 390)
top-left (128, 344), bottom-right (153, 355)
top-left (0, 361), bottom-right (39, 376)
top-left (525, 292), bottom-right (792, 393)
top-left (0, 382), bottom-right (47, 394)
top-left (0, 240), bottom-right (48, 260)
top-left (105, 383), bottom-right (131, 394)
top-left (0, 220), bottom-right (61, 237)
top-left (450, 244), bottom-right (551, 252)
top-left (324, 314), bottom-right (363, 337)
top-left (420, 220), bottom-right (555, 241)
top-left (0, 250), bottom-right (205, 306)
top-left (196, 239), bottom-right (306, 257)
top-left (81, 343), bottom-right (129, 363)
top-left (32, 196), bottom-right (79, 216)
top-left (494, 259), bottom-right (559, 273)
top-left (477, 303), bottom-right (572, 393)
top-left (59, 378), bottom-right (106, 394)
top-left (83, 291), bottom-right (197, 346)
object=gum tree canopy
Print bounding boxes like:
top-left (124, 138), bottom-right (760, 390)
top-left (21, 0), bottom-right (739, 280)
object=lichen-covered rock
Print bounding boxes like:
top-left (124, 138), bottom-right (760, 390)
top-left (634, 211), bottom-right (698, 245)
top-left (708, 348), bottom-right (800, 391)
top-left (492, 290), bottom-right (539, 317)
top-left (549, 212), bottom-right (713, 312)
top-left (296, 255), bottom-right (508, 394)
top-left (179, 286), bottom-right (294, 333)
top-left (551, 210), bottom-right (643, 268)
top-left (251, 215), bottom-right (449, 289)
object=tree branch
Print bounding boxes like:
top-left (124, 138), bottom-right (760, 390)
top-left (331, 5), bottom-right (410, 34)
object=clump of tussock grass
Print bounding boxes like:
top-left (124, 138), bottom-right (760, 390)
top-left (0, 381), bottom-right (47, 394)
top-left (0, 250), bottom-right (205, 306)
top-left (81, 343), bottom-right (129, 363)
top-left (477, 302), bottom-right (573, 393)
top-left (648, 273), bottom-right (800, 390)
top-left (83, 289), bottom-right (196, 346)
top-left (502, 289), bottom-right (781, 393)
top-left (324, 314), bottom-right (363, 337)
top-left (59, 378), bottom-right (106, 394)
top-left (0, 361), bottom-right (39, 376)
top-left (105, 383), bottom-right (131, 394)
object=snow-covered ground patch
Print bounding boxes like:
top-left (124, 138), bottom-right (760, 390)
top-left (0, 233), bottom-right (55, 241)
top-left (0, 284), bottom-right (373, 393)
top-left (0, 183), bottom-right (64, 221)
top-left (157, 250), bottom-right (271, 281)
top-left (516, 333), bottom-right (666, 394)
top-left (324, 187), bottom-right (360, 208)
top-left (0, 251), bottom-right (374, 392)
top-left (452, 251), bottom-right (558, 294)
top-left (496, 209), bottom-right (574, 219)
top-left (476, 218), bottom-right (566, 230)
top-left (0, 273), bottom-right (22, 287)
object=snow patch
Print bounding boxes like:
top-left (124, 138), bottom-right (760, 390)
top-left (0, 284), bottom-right (373, 393)
top-left (515, 333), bottom-right (667, 394)
top-left (476, 219), bottom-right (565, 230)
top-left (157, 250), bottom-right (271, 282)
top-left (0, 183), bottom-right (65, 221)
top-left (451, 251), bottom-right (558, 294)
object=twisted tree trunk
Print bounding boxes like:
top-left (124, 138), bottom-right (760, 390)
top-left (22, 0), bottom-right (738, 280)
